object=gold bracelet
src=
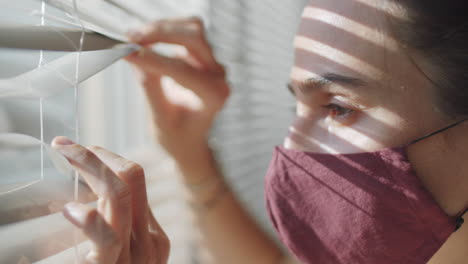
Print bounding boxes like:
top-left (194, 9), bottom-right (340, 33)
top-left (187, 179), bottom-right (229, 211)
top-left (184, 175), bottom-right (222, 193)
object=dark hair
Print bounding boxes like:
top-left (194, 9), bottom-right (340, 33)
top-left (387, 0), bottom-right (468, 117)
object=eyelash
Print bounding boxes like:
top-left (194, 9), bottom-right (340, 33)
top-left (290, 103), bottom-right (355, 120)
top-left (288, 83), bottom-right (357, 120)
top-left (322, 103), bottom-right (355, 119)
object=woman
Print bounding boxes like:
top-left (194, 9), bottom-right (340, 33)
top-left (52, 0), bottom-right (468, 263)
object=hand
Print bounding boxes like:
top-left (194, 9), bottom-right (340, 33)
top-left (125, 17), bottom-right (230, 170)
top-left (52, 136), bottom-right (170, 264)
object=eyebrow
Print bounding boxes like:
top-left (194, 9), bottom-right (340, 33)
top-left (288, 73), bottom-right (367, 95)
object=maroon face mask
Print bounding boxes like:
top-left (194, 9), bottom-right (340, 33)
top-left (265, 120), bottom-right (468, 264)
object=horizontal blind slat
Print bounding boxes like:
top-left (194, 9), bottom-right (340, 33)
top-left (0, 44), bottom-right (137, 99)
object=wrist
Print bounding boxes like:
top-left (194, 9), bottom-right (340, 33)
top-left (183, 174), bottom-right (229, 211)
top-left (174, 142), bottom-right (220, 184)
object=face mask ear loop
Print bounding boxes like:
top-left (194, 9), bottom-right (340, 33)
top-left (405, 118), bottom-right (468, 147)
top-left (405, 117), bottom-right (468, 232)
top-left (455, 207), bottom-right (468, 231)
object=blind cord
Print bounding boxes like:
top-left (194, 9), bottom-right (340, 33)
top-left (71, 0), bottom-right (85, 262)
top-left (39, 0), bottom-right (45, 183)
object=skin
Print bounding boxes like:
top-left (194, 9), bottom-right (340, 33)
top-left (52, 136), bottom-right (170, 263)
top-left (288, 0), bottom-right (468, 263)
top-left (54, 17), bottom-right (282, 264)
top-left (54, 1), bottom-right (468, 263)
top-left (287, 0), bottom-right (447, 154)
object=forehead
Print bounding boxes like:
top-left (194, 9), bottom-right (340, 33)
top-left (293, 0), bottom-right (397, 82)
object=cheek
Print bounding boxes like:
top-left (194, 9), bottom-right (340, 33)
top-left (287, 102), bottom-right (355, 153)
top-left (296, 100), bottom-right (318, 118)
top-left (286, 106), bottom-right (415, 153)
top-left (285, 116), bottom-right (331, 153)
top-left (355, 106), bottom-right (435, 148)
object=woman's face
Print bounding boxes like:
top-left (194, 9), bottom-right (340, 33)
top-left (287, 0), bottom-right (449, 153)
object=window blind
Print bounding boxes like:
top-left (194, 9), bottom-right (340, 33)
top-left (0, 0), bottom-right (138, 262)
top-left (0, 0), bottom-right (205, 263)
top-left (207, 0), bottom-right (308, 252)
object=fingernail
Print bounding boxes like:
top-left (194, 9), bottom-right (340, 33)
top-left (127, 29), bottom-right (143, 42)
top-left (54, 136), bottom-right (75, 146)
top-left (125, 52), bottom-right (137, 59)
top-left (63, 203), bottom-right (87, 227)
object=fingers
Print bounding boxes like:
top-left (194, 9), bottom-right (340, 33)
top-left (63, 202), bottom-right (121, 264)
top-left (132, 68), bottom-right (170, 119)
top-left (54, 137), bottom-right (170, 264)
top-left (127, 17), bottom-right (218, 70)
top-left (126, 48), bottom-right (229, 109)
top-left (51, 137), bottom-right (132, 236)
top-left (87, 146), bottom-right (150, 243)
top-left (127, 49), bottom-right (203, 92)
top-left (125, 17), bottom-right (230, 114)
top-left (147, 207), bottom-right (171, 264)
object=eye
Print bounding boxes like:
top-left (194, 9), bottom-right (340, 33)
top-left (322, 103), bottom-right (355, 119)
